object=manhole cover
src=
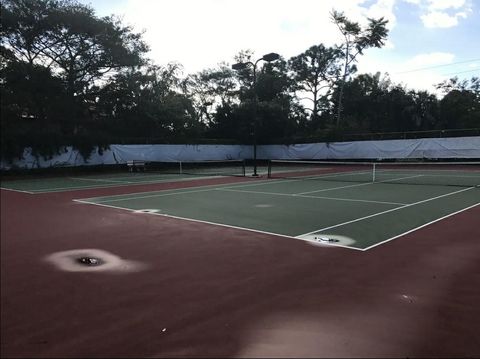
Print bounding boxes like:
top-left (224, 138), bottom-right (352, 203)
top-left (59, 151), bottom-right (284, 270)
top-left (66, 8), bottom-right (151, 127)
top-left (76, 257), bottom-right (104, 266)
top-left (314, 236), bottom-right (340, 243)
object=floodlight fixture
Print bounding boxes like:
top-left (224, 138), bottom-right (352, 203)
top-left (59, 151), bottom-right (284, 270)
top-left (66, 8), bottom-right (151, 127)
top-left (262, 52), bottom-right (280, 62)
top-left (231, 51), bottom-right (281, 177)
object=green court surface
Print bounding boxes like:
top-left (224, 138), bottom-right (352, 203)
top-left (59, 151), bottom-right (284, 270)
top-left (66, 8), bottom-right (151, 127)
top-left (3, 163), bottom-right (479, 250)
top-left (74, 177), bottom-right (480, 250)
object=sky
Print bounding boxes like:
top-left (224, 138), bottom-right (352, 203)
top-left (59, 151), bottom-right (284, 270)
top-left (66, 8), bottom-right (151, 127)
top-left (81, 0), bottom-right (480, 93)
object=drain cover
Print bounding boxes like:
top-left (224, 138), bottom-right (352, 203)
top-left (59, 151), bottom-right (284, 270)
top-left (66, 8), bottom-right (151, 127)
top-left (314, 236), bottom-right (340, 243)
top-left (76, 257), bottom-right (103, 266)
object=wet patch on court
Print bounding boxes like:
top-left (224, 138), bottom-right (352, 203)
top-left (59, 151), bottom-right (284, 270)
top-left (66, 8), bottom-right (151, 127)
top-left (297, 234), bottom-right (357, 247)
top-left (44, 248), bottom-right (148, 273)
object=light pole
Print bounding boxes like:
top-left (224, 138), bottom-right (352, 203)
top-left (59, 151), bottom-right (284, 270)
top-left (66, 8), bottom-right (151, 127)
top-left (232, 52), bottom-right (280, 177)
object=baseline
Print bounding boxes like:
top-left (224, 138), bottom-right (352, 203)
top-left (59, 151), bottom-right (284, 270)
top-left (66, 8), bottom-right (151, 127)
top-left (72, 198), bottom-right (364, 251)
top-left (0, 187), bottom-right (35, 195)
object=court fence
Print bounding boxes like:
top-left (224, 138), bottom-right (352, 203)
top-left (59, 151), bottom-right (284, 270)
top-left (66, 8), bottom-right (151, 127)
top-left (1, 136), bottom-right (479, 171)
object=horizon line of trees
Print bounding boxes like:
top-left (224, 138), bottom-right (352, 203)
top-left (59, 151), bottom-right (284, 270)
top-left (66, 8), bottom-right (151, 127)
top-left (1, 0), bottom-right (479, 162)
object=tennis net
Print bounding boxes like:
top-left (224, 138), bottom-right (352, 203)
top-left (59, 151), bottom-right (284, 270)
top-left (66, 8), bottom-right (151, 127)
top-left (146, 159), bottom-right (246, 177)
top-left (267, 160), bottom-right (480, 187)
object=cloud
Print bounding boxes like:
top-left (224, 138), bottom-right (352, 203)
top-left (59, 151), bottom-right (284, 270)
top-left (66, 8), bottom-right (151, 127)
top-left (357, 51), bottom-right (459, 94)
top-left (113, 0), bottom-right (337, 72)
top-left (363, 0), bottom-right (397, 28)
top-left (383, 39), bottom-right (395, 49)
top-left (421, 10), bottom-right (466, 28)
top-left (407, 0), bottom-right (473, 28)
top-left (406, 52), bottom-right (455, 68)
top-left (100, 0), bottom-right (397, 74)
top-left (427, 0), bottom-right (465, 10)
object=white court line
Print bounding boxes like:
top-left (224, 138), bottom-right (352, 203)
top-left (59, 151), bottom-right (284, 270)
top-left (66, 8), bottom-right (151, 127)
top-left (75, 177), bottom-right (274, 202)
top-left (67, 168), bottom-right (475, 202)
top-left (220, 172), bottom-right (376, 192)
top-left (377, 174), bottom-right (425, 183)
top-left (0, 187), bottom-right (35, 194)
top-left (69, 177), bottom-right (134, 184)
top-left (80, 173), bottom-right (426, 206)
top-left (73, 186), bottom-right (478, 252)
top-left (376, 169), bottom-right (480, 174)
top-left (89, 187), bottom-right (217, 203)
top-left (296, 186), bottom-right (476, 237)
top-left (297, 175), bottom-right (425, 195)
top-left (72, 198), bottom-right (364, 251)
top-left (16, 174), bottom-right (223, 194)
top-left (218, 174), bottom-right (366, 191)
top-left (216, 188), bottom-right (406, 206)
top-left (25, 182), bottom-right (135, 193)
top-left (80, 176), bottom-right (302, 202)
top-left (362, 202), bottom-right (480, 251)
top-left (297, 182), bottom-right (374, 195)
top-left (272, 170), bottom-right (373, 182)
top-left (70, 173), bottom-right (179, 181)
top-left (76, 174), bottom-right (347, 202)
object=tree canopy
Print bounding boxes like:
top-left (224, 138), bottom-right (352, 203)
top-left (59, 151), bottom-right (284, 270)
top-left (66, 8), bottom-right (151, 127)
top-left (1, 0), bottom-right (478, 163)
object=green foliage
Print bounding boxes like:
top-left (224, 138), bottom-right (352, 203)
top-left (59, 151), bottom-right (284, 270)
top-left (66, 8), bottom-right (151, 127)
top-left (1, 0), bottom-right (148, 162)
top-left (438, 90), bottom-right (480, 129)
top-left (0, 1), bottom-right (478, 167)
top-left (330, 10), bottom-right (389, 127)
top-left (288, 44), bottom-right (342, 122)
top-left (2, 0), bottom-right (148, 89)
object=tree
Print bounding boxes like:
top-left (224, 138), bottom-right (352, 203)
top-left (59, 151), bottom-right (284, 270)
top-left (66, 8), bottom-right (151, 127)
top-left (97, 63), bottom-right (202, 141)
top-left (331, 10), bottom-right (389, 127)
top-left (0, 0), bottom-right (51, 66)
top-left (436, 76), bottom-right (479, 95)
top-left (0, 60), bottom-right (68, 160)
top-left (333, 72), bottom-right (390, 132)
top-left (438, 91), bottom-right (479, 130)
top-left (0, 0), bottom-right (149, 161)
top-left (288, 44), bottom-right (342, 124)
top-left (191, 64), bottom-right (237, 106)
top-left (1, 0), bottom-right (148, 99)
top-left (255, 59), bottom-right (297, 142)
top-left (436, 77), bottom-right (480, 130)
top-left (206, 50), bottom-right (258, 141)
top-left (406, 90), bottom-right (439, 131)
top-left (184, 63), bottom-right (237, 126)
top-left (335, 73), bottom-right (440, 134)
top-left (207, 51), bottom-right (297, 143)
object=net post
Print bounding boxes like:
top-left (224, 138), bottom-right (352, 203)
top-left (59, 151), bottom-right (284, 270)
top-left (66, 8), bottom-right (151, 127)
top-left (267, 160), bottom-right (272, 178)
top-left (372, 163), bottom-right (376, 183)
top-left (242, 160), bottom-right (246, 177)
top-left (179, 161), bottom-right (183, 175)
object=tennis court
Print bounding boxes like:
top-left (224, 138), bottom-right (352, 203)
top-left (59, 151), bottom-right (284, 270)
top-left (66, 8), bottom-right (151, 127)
top-left (4, 160), bottom-right (474, 251)
top-left (2, 159), bottom-right (480, 358)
